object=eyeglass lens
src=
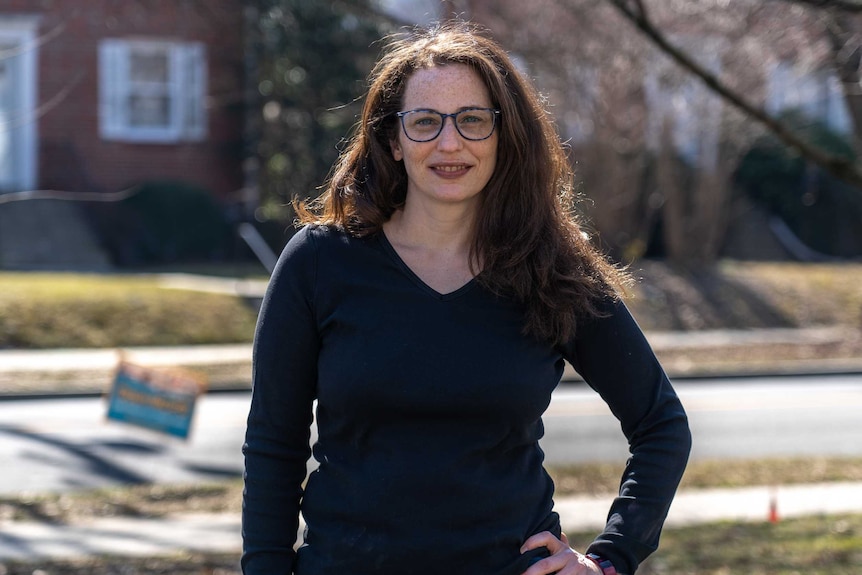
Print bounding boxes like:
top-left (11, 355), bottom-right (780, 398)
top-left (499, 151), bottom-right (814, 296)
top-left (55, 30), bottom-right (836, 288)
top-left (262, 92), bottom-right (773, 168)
top-left (400, 109), bottom-right (497, 142)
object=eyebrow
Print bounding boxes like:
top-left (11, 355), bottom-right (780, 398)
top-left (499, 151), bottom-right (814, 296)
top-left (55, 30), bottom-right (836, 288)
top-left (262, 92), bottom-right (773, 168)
top-left (401, 106), bottom-right (491, 113)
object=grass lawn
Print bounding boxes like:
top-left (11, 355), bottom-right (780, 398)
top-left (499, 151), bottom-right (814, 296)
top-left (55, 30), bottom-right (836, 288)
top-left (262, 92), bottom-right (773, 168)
top-left (0, 272), bottom-right (258, 348)
top-left (568, 513), bottom-right (862, 574)
top-left (549, 457), bottom-right (862, 496)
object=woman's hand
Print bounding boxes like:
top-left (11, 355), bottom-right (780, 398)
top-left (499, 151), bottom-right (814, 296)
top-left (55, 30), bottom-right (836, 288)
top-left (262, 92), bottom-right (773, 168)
top-left (520, 531), bottom-right (602, 575)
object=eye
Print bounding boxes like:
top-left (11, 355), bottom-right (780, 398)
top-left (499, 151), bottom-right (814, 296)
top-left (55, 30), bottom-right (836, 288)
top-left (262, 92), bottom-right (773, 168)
top-left (409, 113), bottom-right (440, 127)
top-left (458, 110), bottom-right (489, 124)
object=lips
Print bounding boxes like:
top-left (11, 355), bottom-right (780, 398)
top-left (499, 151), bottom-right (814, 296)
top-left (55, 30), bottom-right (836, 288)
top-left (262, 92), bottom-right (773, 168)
top-left (431, 163), bottom-right (471, 177)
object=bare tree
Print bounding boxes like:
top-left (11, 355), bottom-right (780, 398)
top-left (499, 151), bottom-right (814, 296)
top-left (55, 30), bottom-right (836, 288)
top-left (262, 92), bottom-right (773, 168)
top-left (457, 0), bottom-right (862, 262)
top-left (461, 1), bottom-right (758, 262)
top-left (782, 0), bottom-right (862, 11)
top-left (604, 0), bottom-right (862, 188)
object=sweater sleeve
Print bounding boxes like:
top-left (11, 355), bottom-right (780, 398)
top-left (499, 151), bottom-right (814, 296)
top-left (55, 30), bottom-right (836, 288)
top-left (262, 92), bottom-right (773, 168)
top-left (559, 298), bottom-right (691, 575)
top-left (242, 227), bottom-right (320, 574)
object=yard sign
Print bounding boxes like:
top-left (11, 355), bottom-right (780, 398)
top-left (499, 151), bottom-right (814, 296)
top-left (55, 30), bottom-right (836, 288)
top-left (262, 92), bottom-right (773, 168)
top-left (106, 361), bottom-right (206, 439)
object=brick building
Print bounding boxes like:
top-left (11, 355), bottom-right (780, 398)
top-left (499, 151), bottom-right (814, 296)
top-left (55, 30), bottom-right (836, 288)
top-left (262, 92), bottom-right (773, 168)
top-left (0, 1), bottom-right (245, 268)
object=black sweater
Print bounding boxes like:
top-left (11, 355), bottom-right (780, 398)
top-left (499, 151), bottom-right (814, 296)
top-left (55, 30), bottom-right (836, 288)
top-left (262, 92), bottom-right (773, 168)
top-left (242, 225), bottom-right (691, 575)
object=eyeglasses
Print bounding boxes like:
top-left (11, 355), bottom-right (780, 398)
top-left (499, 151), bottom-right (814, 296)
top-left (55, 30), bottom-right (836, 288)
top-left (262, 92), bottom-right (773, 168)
top-left (395, 108), bottom-right (501, 142)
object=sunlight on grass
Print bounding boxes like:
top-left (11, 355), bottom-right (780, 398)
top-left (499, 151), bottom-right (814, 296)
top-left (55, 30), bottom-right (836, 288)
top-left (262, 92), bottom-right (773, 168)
top-left (0, 272), bottom-right (257, 348)
top-left (720, 262), bottom-right (862, 328)
top-left (548, 457), bottom-right (862, 496)
top-left (565, 514), bottom-right (862, 574)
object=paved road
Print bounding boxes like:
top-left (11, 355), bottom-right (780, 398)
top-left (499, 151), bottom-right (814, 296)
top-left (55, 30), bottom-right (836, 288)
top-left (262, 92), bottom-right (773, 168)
top-left (0, 393), bottom-right (250, 494)
top-left (542, 374), bottom-right (862, 464)
top-left (1, 375), bottom-right (861, 495)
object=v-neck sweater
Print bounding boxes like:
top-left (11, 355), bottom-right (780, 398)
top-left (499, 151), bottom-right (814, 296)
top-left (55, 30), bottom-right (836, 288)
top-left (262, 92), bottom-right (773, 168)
top-left (242, 225), bottom-right (691, 575)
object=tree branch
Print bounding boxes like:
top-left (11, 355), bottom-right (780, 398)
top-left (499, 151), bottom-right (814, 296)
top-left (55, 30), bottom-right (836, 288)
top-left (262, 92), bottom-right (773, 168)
top-left (780, 0), bottom-right (862, 12)
top-left (603, 0), bottom-right (862, 188)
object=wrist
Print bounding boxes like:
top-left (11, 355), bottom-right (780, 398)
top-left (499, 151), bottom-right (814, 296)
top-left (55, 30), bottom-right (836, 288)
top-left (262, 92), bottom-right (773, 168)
top-left (585, 553), bottom-right (618, 575)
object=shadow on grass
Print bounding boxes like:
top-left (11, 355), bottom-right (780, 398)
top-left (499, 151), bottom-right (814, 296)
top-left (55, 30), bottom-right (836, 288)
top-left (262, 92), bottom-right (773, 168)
top-left (636, 261), bottom-right (795, 330)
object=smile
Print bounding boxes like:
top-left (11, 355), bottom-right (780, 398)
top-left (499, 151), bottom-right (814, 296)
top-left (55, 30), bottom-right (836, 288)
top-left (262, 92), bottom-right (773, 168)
top-left (432, 164), bottom-right (470, 173)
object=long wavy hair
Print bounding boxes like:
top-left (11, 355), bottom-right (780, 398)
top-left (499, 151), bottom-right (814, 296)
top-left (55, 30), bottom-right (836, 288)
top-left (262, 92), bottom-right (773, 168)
top-left (296, 22), bottom-right (628, 345)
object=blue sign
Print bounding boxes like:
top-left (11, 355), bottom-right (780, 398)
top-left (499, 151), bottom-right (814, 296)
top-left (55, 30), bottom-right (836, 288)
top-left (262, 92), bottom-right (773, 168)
top-left (106, 362), bottom-right (206, 439)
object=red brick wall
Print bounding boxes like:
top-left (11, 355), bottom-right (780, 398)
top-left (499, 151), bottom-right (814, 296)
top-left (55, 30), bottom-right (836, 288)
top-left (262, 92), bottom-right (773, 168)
top-left (0, 0), bottom-right (244, 201)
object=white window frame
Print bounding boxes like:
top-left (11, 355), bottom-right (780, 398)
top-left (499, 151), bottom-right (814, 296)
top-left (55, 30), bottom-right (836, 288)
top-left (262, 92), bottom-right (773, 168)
top-left (99, 38), bottom-right (207, 143)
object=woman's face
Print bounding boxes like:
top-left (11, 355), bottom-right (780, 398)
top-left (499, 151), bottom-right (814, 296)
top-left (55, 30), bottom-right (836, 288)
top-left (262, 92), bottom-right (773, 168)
top-left (390, 63), bottom-right (498, 213)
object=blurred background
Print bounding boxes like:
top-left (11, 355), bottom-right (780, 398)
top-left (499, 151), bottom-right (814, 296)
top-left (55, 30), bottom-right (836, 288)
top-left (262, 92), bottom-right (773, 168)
top-left (1, 0), bottom-right (861, 272)
top-left (1, 2), bottom-right (861, 574)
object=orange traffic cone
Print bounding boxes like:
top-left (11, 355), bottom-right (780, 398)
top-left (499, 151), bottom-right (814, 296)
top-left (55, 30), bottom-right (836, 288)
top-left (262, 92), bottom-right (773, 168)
top-left (768, 488), bottom-right (780, 523)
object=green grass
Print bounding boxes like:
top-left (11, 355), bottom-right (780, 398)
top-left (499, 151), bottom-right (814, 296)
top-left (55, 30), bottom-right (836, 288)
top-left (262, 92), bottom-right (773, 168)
top-left (0, 272), bottom-right (258, 348)
top-left (563, 514), bottom-right (862, 574)
top-left (548, 457), bottom-right (862, 496)
top-left (720, 261), bottom-right (862, 327)
top-left (627, 260), bottom-right (862, 331)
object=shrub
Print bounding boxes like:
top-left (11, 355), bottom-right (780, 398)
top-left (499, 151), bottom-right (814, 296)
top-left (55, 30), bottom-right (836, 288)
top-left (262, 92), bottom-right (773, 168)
top-left (92, 180), bottom-right (234, 266)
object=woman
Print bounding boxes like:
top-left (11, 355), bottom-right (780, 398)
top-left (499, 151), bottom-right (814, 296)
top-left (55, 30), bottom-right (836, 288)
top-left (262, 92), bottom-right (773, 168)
top-left (242, 22), bottom-right (691, 575)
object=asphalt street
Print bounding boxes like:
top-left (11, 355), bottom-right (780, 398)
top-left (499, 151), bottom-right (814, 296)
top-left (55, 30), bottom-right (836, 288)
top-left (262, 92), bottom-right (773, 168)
top-left (542, 374), bottom-right (862, 464)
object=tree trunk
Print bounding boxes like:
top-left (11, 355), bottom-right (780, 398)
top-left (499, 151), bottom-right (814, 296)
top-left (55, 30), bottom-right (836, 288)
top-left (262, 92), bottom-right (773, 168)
top-left (657, 117), bottom-right (690, 262)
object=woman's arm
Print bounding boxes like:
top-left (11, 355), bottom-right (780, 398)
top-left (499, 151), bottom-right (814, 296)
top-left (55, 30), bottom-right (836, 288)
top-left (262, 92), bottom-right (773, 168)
top-left (560, 298), bottom-right (692, 575)
top-left (242, 227), bottom-right (320, 574)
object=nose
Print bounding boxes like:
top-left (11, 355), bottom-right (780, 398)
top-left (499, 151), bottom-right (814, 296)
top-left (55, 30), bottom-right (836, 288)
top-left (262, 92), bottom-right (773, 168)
top-left (436, 116), bottom-right (463, 150)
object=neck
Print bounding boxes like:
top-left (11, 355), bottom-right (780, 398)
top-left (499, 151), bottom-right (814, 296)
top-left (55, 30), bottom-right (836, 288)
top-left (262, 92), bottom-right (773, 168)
top-left (382, 202), bottom-right (482, 293)
top-left (385, 199), bottom-right (477, 255)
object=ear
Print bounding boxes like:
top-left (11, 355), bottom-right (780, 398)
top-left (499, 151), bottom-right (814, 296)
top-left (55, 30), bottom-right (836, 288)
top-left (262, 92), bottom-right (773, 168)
top-left (390, 138), bottom-right (403, 162)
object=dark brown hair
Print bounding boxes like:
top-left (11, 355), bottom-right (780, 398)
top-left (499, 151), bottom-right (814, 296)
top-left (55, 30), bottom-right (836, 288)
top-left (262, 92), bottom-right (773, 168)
top-left (297, 22), bottom-right (627, 345)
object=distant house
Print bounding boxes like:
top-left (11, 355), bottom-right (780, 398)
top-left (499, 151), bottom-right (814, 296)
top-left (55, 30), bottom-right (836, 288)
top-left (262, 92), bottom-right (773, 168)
top-left (0, 1), bottom-right (245, 268)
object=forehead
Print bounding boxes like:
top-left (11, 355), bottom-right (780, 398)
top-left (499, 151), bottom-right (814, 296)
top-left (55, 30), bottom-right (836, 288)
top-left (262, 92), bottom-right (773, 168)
top-left (401, 63), bottom-right (492, 111)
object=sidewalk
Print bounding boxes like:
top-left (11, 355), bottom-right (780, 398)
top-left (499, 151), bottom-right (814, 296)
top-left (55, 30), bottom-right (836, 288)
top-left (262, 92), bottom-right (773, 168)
top-left (2, 326), bottom-right (862, 399)
top-left (2, 482), bottom-right (862, 561)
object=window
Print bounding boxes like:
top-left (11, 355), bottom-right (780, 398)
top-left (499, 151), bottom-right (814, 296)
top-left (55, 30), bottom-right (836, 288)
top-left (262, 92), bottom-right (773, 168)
top-left (766, 61), bottom-right (852, 135)
top-left (99, 39), bottom-right (207, 143)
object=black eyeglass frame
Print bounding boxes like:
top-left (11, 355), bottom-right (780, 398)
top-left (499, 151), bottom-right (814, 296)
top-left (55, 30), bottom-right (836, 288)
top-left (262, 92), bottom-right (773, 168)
top-left (395, 108), bottom-right (501, 142)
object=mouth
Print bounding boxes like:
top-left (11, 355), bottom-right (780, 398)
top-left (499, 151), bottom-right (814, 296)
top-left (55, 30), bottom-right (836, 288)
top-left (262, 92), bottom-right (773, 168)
top-left (431, 163), bottom-right (471, 176)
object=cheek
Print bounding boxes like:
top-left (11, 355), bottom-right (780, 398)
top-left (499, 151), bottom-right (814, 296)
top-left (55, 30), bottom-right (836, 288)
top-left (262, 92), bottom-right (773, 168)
top-left (482, 143), bottom-right (498, 175)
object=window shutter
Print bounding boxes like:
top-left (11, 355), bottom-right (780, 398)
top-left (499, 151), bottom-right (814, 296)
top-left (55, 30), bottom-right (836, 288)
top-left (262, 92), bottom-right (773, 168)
top-left (98, 39), bottom-right (129, 140)
top-left (181, 42), bottom-right (207, 140)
